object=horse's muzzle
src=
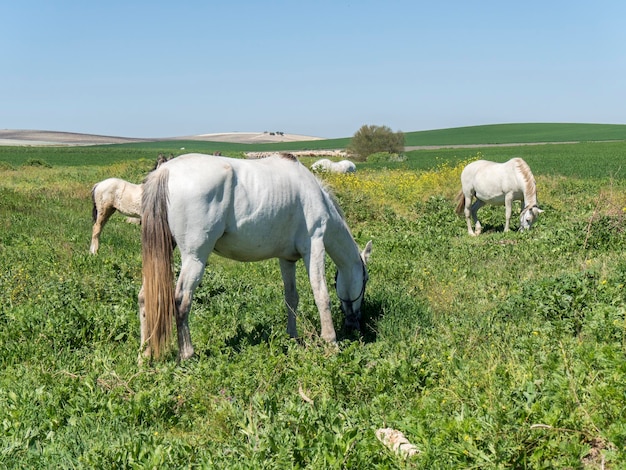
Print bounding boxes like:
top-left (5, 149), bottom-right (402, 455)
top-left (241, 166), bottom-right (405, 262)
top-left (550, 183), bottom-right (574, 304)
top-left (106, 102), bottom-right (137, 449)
top-left (343, 311), bottom-right (361, 332)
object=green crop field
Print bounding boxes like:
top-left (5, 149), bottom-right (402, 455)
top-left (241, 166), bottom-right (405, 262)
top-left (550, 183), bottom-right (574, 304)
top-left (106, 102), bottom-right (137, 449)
top-left (401, 123), bottom-right (626, 147)
top-left (1, 128), bottom-right (625, 468)
top-left (1, 122), bottom-right (625, 168)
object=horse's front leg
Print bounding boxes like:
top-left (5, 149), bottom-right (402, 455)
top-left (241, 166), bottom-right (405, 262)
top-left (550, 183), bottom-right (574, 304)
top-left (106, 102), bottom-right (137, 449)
top-left (304, 242), bottom-right (337, 344)
top-left (504, 194), bottom-right (513, 232)
top-left (279, 259), bottom-right (299, 339)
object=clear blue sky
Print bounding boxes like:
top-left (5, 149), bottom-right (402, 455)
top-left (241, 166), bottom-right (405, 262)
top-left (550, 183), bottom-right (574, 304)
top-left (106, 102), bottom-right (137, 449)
top-left (3, 1), bottom-right (625, 138)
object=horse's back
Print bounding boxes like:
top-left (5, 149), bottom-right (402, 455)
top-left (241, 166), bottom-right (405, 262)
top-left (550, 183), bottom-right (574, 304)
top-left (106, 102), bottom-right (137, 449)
top-left (461, 159), bottom-right (499, 179)
top-left (93, 178), bottom-right (141, 214)
top-left (461, 159), bottom-right (525, 203)
top-left (165, 153), bottom-right (315, 197)
top-left (158, 153), bottom-right (333, 261)
top-left (93, 177), bottom-right (125, 195)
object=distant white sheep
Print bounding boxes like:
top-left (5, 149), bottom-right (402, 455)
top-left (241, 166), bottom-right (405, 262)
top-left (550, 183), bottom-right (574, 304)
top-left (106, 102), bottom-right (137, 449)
top-left (246, 150), bottom-right (348, 159)
top-left (311, 159), bottom-right (356, 174)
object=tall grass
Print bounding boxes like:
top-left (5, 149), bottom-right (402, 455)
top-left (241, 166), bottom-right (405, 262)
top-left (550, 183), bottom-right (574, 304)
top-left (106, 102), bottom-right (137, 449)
top-left (0, 149), bottom-right (624, 468)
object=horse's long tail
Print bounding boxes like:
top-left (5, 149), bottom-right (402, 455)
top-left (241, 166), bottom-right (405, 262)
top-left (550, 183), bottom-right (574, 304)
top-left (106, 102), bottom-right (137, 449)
top-left (455, 190), bottom-right (465, 216)
top-left (141, 168), bottom-right (175, 359)
top-left (91, 184), bottom-right (98, 223)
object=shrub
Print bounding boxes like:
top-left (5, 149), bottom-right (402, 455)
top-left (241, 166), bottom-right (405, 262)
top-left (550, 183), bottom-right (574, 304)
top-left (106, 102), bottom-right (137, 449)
top-left (347, 125), bottom-right (404, 161)
top-left (22, 158), bottom-right (52, 168)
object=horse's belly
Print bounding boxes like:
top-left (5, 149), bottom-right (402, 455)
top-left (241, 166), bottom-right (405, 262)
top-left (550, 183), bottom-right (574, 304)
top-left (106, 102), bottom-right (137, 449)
top-left (213, 232), bottom-right (299, 262)
top-left (475, 192), bottom-right (506, 205)
top-left (474, 187), bottom-right (523, 206)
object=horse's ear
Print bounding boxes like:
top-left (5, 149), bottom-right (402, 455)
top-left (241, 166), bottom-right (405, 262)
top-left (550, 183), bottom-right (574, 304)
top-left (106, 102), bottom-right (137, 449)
top-left (361, 240), bottom-right (373, 265)
top-left (535, 207), bottom-right (544, 214)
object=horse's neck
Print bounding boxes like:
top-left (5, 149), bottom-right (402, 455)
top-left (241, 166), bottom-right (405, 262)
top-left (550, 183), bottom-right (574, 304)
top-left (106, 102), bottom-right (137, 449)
top-left (325, 220), bottom-right (361, 272)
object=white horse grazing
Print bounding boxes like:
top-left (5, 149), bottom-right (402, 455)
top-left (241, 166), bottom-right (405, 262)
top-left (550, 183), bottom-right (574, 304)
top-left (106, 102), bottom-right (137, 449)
top-left (456, 158), bottom-right (543, 236)
top-left (311, 159), bottom-right (356, 174)
top-left (139, 152), bottom-right (372, 362)
top-left (90, 178), bottom-right (142, 254)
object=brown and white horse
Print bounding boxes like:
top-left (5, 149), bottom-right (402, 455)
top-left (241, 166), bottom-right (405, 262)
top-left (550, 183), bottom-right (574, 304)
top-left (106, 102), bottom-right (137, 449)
top-left (89, 154), bottom-right (171, 254)
top-left (90, 178), bottom-right (142, 254)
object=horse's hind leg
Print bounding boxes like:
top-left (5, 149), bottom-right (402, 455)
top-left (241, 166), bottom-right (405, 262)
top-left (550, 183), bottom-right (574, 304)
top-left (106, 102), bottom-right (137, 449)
top-left (470, 199), bottom-right (485, 236)
top-left (279, 259), bottom-right (299, 339)
top-left (174, 255), bottom-right (208, 361)
top-left (90, 206), bottom-right (116, 254)
top-left (463, 194), bottom-right (474, 235)
top-left (137, 284), bottom-right (152, 364)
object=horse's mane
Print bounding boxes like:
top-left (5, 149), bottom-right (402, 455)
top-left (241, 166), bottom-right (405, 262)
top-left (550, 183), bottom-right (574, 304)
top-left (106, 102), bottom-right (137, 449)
top-left (314, 175), bottom-right (346, 220)
top-left (278, 152), bottom-right (297, 161)
top-left (514, 158), bottom-right (536, 196)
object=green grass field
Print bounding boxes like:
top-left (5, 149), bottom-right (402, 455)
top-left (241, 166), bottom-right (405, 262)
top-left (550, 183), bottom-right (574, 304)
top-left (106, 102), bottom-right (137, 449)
top-left (1, 122), bottom-right (625, 168)
top-left (0, 125), bottom-right (625, 468)
top-left (402, 123), bottom-right (626, 146)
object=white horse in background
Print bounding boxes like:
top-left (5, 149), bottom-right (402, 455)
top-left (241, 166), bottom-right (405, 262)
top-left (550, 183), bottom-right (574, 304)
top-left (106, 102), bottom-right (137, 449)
top-left (456, 158), bottom-right (543, 236)
top-left (311, 159), bottom-right (356, 174)
top-left (90, 178), bottom-right (142, 254)
top-left (139, 153), bottom-right (372, 362)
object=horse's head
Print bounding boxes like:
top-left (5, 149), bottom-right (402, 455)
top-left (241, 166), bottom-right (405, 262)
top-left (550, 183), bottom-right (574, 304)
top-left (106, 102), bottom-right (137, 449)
top-left (519, 205), bottom-right (544, 231)
top-left (335, 241), bottom-right (373, 332)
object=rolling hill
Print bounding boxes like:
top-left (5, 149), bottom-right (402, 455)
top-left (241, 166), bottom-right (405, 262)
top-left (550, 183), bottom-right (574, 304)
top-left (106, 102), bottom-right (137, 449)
top-left (1, 123), bottom-right (625, 149)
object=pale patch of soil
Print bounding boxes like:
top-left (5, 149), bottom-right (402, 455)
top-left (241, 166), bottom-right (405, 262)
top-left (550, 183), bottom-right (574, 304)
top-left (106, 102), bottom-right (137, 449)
top-left (0, 130), bottom-right (324, 146)
top-left (183, 132), bottom-right (324, 144)
top-left (0, 130), bottom-right (147, 146)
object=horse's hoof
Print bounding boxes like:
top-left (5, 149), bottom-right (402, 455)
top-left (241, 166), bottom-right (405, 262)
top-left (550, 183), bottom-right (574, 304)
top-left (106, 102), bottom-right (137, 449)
top-left (178, 348), bottom-right (195, 362)
top-left (321, 333), bottom-right (337, 344)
